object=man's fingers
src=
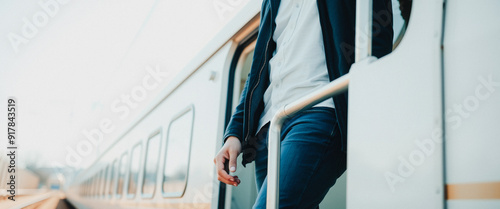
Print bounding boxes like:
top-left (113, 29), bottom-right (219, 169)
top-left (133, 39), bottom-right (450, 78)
top-left (217, 167), bottom-right (240, 186)
top-left (217, 176), bottom-right (233, 185)
top-left (217, 166), bottom-right (233, 180)
top-left (215, 155), bottom-right (234, 181)
top-left (215, 150), bottom-right (241, 186)
top-left (215, 155), bottom-right (225, 170)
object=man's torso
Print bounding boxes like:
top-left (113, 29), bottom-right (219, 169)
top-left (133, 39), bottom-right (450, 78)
top-left (258, 0), bottom-right (335, 130)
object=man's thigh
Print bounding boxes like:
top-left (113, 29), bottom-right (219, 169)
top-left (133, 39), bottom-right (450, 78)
top-left (253, 107), bottom-right (346, 209)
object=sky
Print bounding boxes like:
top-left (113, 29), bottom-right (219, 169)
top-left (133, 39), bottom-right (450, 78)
top-left (0, 0), bottom-right (251, 169)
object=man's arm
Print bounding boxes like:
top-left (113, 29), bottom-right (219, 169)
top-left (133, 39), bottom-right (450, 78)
top-left (214, 74), bottom-right (252, 187)
top-left (223, 73), bottom-right (251, 143)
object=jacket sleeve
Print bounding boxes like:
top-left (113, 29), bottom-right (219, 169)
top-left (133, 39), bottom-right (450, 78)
top-left (222, 0), bottom-right (270, 145)
top-left (222, 74), bottom-right (251, 144)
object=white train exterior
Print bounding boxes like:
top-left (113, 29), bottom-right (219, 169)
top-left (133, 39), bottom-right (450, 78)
top-left (66, 0), bottom-right (500, 208)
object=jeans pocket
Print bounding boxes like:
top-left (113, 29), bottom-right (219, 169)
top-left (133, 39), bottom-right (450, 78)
top-left (302, 107), bottom-right (338, 138)
top-left (330, 122), bottom-right (339, 137)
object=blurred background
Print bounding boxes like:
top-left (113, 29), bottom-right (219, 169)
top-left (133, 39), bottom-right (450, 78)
top-left (0, 0), bottom-right (253, 191)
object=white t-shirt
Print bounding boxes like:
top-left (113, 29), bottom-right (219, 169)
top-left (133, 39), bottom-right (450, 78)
top-left (258, 0), bottom-right (335, 130)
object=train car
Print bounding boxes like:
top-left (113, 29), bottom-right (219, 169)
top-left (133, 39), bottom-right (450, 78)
top-left (66, 0), bottom-right (500, 209)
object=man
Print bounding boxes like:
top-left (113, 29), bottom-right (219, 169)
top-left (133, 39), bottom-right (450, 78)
top-left (214, 0), bottom-right (393, 208)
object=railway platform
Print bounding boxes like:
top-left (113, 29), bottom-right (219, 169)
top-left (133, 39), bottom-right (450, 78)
top-left (0, 191), bottom-right (75, 209)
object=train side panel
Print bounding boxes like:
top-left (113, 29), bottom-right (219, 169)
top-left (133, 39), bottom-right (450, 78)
top-left (67, 43), bottom-right (233, 209)
top-left (444, 0), bottom-right (500, 208)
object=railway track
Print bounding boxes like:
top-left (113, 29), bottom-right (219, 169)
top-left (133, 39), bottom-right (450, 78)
top-left (0, 191), bottom-right (74, 209)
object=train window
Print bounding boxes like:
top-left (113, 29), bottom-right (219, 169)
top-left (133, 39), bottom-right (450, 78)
top-left (92, 174), bottom-right (96, 197)
top-left (142, 131), bottom-right (162, 198)
top-left (103, 169), bottom-right (106, 197)
top-left (86, 179), bottom-right (90, 197)
top-left (87, 179), bottom-right (90, 197)
top-left (236, 45), bottom-right (254, 96)
top-left (90, 176), bottom-right (93, 197)
top-left (96, 171), bottom-right (101, 197)
top-left (95, 172), bottom-right (99, 197)
top-left (92, 176), bottom-right (96, 197)
top-left (96, 174), bottom-right (100, 197)
top-left (88, 178), bottom-right (92, 196)
top-left (96, 173), bottom-right (100, 197)
top-left (97, 170), bottom-right (102, 197)
top-left (108, 159), bottom-right (118, 198)
top-left (89, 178), bottom-right (93, 197)
top-left (88, 179), bottom-right (91, 197)
top-left (392, 0), bottom-right (412, 49)
top-left (162, 107), bottom-right (194, 197)
top-left (90, 179), bottom-right (93, 197)
top-left (102, 166), bottom-right (109, 198)
top-left (95, 170), bottom-right (102, 197)
top-left (116, 153), bottom-right (128, 198)
top-left (99, 169), bottom-right (105, 197)
top-left (127, 143), bottom-right (142, 198)
top-left (99, 169), bottom-right (104, 197)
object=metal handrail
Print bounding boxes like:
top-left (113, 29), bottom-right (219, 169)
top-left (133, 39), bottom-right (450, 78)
top-left (266, 0), bottom-right (372, 207)
top-left (266, 74), bottom-right (350, 208)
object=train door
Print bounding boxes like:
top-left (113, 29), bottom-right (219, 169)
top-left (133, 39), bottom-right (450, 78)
top-left (221, 32), bottom-right (259, 209)
top-left (345, 0), bottom-right (500, 208)
top-left (218, 1), bottom-right (414, 208)
top-left (346, 0), bottom-right (445, 208)
top-left (221, 28), bottom-right (350, 209)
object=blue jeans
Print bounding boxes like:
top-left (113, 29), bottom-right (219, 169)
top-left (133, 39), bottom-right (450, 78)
top-left (253, 107), bottom-right (346, 209)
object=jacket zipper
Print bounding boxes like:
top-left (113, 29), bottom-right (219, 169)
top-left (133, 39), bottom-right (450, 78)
top-left (246, 37), bottom-right (271, 141)
top-left (246, 6), bottom-right (273, 142)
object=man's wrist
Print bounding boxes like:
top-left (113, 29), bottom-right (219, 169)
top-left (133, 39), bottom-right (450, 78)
top-left (226, 136), bottom-right (240, 144)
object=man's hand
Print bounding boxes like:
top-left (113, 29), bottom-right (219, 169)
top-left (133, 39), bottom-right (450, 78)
top-left (214, 136), bottom-right (242, 186)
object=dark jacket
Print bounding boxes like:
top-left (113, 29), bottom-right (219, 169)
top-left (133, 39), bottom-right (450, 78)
top-left (224, 0), bottom-right (394, 166)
